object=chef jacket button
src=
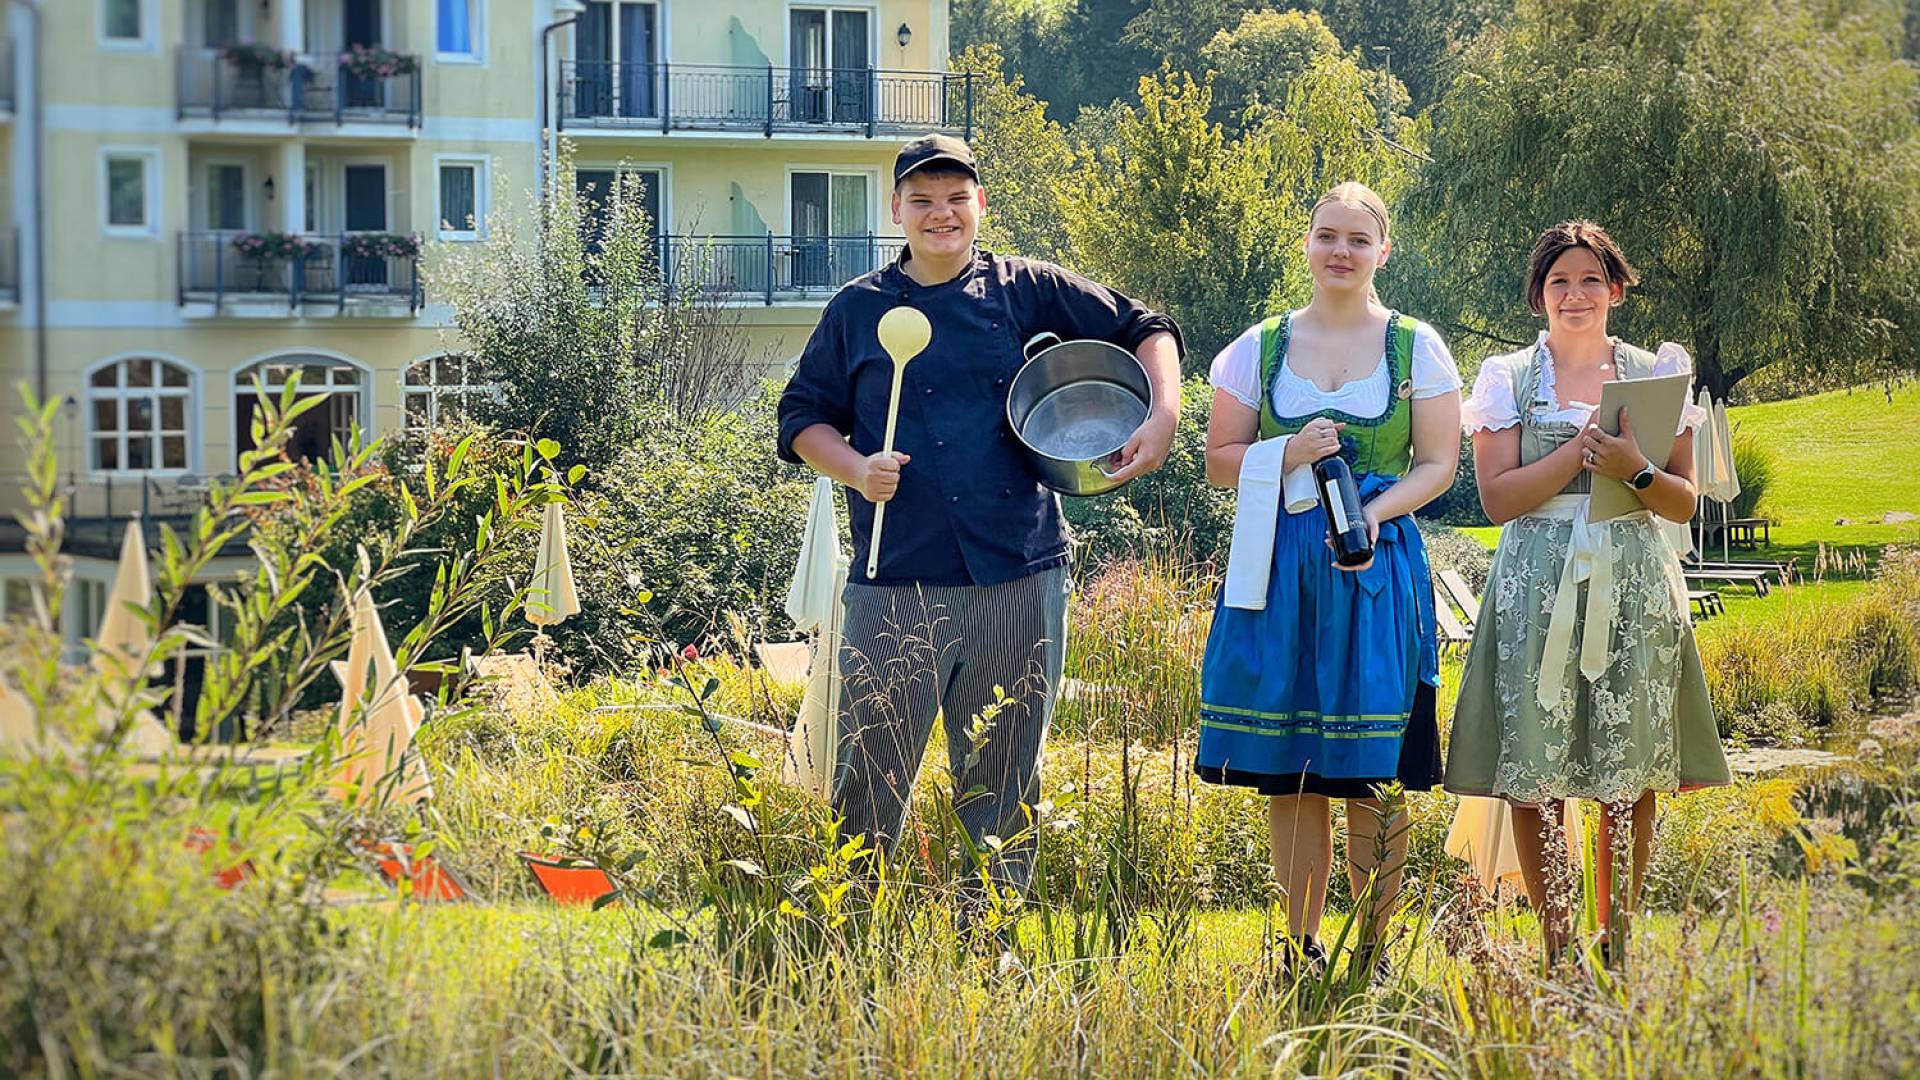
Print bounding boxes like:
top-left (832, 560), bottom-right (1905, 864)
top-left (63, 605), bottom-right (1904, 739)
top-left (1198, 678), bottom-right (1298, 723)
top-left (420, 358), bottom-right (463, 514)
top-left (949, 496), bottom-right (960, 504)
top-left (994, 377), bottom-right (1005, 386)
top-left (1002, 488), bottom-right (1012, 497)
top-left (991, 322), bottom-right (1000, 330)
top-left (935, 440), bottom-right (946, 448)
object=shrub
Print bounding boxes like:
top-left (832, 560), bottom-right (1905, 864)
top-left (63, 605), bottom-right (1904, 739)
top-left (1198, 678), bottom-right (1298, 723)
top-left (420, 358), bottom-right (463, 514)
top-left (1421, 521), bottom-right (1492, 595)
top-left (1729, 429), bottom-right (1774, 522)
top-left (1416, 434), bottom-right (1489, 527)
top-left (547, 388), bottom-right (815, 674)
top-left (1064, 376), bottom-right (1236, 567)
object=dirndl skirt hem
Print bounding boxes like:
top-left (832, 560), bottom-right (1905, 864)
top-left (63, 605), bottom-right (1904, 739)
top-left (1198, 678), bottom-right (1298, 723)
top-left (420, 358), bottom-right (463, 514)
top-left (1196, 683), bottom-right (1442, 798)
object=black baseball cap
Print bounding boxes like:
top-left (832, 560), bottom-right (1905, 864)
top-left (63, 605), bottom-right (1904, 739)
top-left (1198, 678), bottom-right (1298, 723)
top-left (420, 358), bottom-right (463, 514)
top-left (893, 134), bottom-right (979, 185)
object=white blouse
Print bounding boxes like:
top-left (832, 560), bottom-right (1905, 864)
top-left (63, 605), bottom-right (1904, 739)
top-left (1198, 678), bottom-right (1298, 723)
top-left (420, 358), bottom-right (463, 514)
top-left (1461, 332), bottom-right (1708, 436)
top-left (1209, 315), bottom-right (1462, 416)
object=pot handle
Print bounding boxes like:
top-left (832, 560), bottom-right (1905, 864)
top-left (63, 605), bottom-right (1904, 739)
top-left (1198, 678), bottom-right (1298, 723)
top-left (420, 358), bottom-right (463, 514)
top-left (1023, 331), bottom-right (1063, 362)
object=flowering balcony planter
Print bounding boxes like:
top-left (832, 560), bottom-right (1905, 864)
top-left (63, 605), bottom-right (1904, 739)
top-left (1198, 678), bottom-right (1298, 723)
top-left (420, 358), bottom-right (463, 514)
top-left (179, 232), bottom-right (421, 314)
top-left (177, 46), bottom-right (421, 128)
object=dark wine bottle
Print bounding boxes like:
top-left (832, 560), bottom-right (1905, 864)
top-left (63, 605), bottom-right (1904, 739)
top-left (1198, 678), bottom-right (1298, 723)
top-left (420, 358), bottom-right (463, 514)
top-left (1313, 454), bottom-right (1374, 568)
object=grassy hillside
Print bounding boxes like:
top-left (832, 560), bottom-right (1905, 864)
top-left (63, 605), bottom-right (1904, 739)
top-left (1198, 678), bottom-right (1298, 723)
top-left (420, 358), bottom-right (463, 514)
top-left (1458, 381), bottom-right (1920, 561)
top-left (1731, 381), bottom-right (1920, 553)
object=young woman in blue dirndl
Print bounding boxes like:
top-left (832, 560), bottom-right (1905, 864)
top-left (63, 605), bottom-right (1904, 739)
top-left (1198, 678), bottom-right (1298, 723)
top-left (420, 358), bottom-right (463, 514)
top-left (1197, 183), bottom-right (1462, 974)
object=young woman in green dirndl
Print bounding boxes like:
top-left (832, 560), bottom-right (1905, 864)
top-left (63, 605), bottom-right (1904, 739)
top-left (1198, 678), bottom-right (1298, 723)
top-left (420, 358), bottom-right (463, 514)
top-left (1443, 221), bottom-right (1730, 964)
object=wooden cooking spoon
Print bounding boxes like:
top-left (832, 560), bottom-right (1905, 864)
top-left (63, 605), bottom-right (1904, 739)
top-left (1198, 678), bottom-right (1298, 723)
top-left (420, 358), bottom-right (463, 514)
top-left (866, 306), bottom-right (933, 579)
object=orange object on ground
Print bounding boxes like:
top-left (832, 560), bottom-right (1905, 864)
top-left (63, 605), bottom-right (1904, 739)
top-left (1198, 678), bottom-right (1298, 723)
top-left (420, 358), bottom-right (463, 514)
top-left (519, 852), bottom-right (617, 906)
top-left (183, 827), bottom-right (256, 890)
top-left (356, 839), bottom-right (470, 902)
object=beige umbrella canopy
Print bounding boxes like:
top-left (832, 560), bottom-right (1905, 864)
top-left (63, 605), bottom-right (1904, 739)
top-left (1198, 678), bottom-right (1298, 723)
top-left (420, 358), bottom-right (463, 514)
top-left (526, 500), bottom-right (581, 629)
top-left (93, 522), bottom-right (175, 757)
top-left (329, 587), bottom-right (433, 807)
top-left (0, 676), bottom-right (57, 758)
top-left (780, 477), bottom-right (847, 799)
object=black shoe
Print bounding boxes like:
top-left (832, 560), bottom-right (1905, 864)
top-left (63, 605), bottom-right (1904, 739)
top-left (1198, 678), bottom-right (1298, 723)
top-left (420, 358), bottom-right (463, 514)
top-left (1280, 934), bottom-right (1329, 982)
top-left (1351, 943), bottom-right (1394, 985)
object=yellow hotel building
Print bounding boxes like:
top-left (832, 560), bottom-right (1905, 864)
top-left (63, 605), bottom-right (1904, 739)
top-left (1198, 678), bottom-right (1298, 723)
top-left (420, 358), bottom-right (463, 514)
top-left (0, 0), bottom-right (968, 652)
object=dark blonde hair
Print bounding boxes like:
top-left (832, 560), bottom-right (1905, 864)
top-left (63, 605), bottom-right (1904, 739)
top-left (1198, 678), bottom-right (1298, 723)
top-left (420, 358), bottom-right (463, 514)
top-left (1525, 220), bottom-right (1639, 313)
top-left (1309, 182), bottom-right (1390, 303)
top-left (1309, 182), bottom-right (1390, 240)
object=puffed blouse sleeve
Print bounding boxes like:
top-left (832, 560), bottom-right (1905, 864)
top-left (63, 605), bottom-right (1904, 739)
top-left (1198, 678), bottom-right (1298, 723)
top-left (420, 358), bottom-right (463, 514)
top-left (1461, 353), bottom-right (1521, 434)
top-left (1208, 323), bottom-right (1265, 411)
top-left (1655, 342), bottom-right (1710, 434)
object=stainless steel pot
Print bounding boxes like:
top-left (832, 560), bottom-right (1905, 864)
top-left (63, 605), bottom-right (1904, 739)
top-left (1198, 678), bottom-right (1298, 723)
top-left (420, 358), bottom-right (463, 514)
top-left (1005, 334), bottom-right (1153, 497)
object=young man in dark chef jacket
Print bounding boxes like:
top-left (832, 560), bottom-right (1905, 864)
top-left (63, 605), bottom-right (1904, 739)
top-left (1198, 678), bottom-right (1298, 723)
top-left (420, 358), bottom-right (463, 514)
top-left (777, 134), bottom-right (1183, 911)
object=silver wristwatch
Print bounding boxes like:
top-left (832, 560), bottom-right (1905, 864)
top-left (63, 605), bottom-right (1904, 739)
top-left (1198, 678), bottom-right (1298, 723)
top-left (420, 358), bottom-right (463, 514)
top-left (1630, 461), bottom-right (1658, 490)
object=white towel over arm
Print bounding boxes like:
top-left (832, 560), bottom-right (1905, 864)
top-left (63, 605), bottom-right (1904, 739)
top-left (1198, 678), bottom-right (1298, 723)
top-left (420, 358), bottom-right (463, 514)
top-left (1223, 437), bottom-right (1320, 610)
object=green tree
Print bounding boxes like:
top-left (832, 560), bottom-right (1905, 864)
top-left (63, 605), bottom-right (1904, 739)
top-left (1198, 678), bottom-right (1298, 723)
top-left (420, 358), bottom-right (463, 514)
top-left (956, 44), bottom-right (1076, 263)
top-left (1312, 0), bottom-right (1510, 108)
top-left (1403, 0), bottom-right (1920, 397)
top-left (1061, 59), bottom-right (1417, 367)
top-left (1200, 8), bottom-right (1344, 118)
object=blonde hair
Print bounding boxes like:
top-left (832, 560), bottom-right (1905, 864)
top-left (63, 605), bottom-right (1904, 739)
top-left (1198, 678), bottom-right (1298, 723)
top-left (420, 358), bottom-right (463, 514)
top-left (1308, 182), bottom-right (1390, 304)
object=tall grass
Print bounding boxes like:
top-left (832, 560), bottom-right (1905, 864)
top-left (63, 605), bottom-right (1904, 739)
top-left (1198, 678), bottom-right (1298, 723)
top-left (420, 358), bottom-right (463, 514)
top-left (1700, 548), bottom-right (1920, 741)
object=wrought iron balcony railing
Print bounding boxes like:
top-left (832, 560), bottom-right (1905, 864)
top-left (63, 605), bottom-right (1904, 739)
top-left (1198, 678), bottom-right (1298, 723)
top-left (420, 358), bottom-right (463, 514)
top-left (657, 233), bottom-right (907, 304)
top-left (178, 231), bottom-right (422, 313)
top-left (176, 47), bottom-right (421, 127)
top-left (557, 62), bottom-right (973, 138)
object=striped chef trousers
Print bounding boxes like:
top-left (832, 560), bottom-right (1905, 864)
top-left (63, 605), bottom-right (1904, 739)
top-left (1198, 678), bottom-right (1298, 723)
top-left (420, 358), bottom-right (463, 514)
top-left (830, 565), bottom-right (1070, 892)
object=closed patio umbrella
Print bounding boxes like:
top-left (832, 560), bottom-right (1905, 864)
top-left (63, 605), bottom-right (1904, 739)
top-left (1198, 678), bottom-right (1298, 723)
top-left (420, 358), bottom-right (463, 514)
top-left (329, 587), bottom-right (433, 807)
top-left (93, 521), bottom-right (174, 757)
top-left (780, 476), bottom-right (846, 799)
top-left (1709, 400), bottom-right (1743, 562)
top-left (526, 500), bottom-right (581, 630)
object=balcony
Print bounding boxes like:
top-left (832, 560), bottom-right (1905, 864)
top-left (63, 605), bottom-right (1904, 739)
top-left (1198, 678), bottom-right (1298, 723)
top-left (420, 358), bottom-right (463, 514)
top-left (176, 47), bottom-right (421, 129)
top-left (661, 233), bottom-right (906, 304)
top-left (177, 231), bottom-right (422, 315)
top-left (0, 228), bottom-right (16, 307)
top-left (557, 63), bottom-right (975, 138)
top-left (0, 473), bottom-right (232, 558)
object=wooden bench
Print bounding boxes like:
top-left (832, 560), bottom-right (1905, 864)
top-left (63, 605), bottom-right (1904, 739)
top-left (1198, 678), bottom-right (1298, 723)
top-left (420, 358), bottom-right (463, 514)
top-left (1433, 569), bottom-right (1481, 651)
top-left (1687, 590), bottom-right (1723, 620)
top-left (1721, 517), bottom-right (1771, 550)
top-left (1683, 566), bottom-right (1771, 596)
top-left (1692, 557), bottom-right (1801, 586)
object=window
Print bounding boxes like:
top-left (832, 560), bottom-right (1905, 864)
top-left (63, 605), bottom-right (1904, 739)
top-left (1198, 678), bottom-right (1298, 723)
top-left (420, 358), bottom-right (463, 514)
top-left (233, 356), bottom-right (368, 466)
top-left (204, 162), bottom-right (247, 231)
top-left (71, 579), bottom-right (106, 638)
top-left (87, 356), bottom-right (194, 473)
top-left (403, 355), bottom-right (495, 438)
top-left (437, 0), bottom-right (482, 60)
top-left (202, 0), bottom-right (241, 47)
top-left (790, 170), bottom-right (872, 287)
top-left (103, 0), bottom-right (146, 44)
top-left (574, 1), bottom-right (657, 118)
top-left (435, 156), bottom-right (488, 240)
top-left (102, 150), bottom-right (158, 235)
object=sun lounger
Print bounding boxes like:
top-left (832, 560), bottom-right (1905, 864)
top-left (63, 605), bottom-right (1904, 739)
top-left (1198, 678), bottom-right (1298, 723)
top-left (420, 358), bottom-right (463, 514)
top-left (518, 852), bottom-right (618, 906)
top-left (1432, 569), bottom-right (1481, 650)
top-left (1682, 566), bottom-right (1771, 596)
top-left (353, 839), bottom-right (471, 903)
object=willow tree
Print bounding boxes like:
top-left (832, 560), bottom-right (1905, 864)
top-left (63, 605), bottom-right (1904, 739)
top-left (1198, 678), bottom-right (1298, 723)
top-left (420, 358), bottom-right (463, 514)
top-left (1402, 0), bottom-right (1920, 396)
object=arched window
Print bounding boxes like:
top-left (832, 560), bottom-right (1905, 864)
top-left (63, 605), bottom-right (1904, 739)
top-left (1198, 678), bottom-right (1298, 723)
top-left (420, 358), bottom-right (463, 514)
top-left (233, 355), bottom-right (369, 464)
top-left (402, 354), bottom-right (495, 438)
top-left (87, 356), bottom-right (194, 472)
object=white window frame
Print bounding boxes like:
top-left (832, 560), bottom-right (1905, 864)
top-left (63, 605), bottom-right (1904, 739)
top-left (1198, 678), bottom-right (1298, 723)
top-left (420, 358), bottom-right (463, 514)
top-left (434, 0), bottom-right (487, 64)
top-left (401, 354), bottom-right (498, 439)
top-left (229, 351), bottom-right (374, 472)
top-left (101, 147), bottom-right (162, 238)
top-left (82, 353), bottom-right (202, 478)
top-left (99, 0), bottom-right (155, 51)
top-left (433, 154), bottom-right (490, 241)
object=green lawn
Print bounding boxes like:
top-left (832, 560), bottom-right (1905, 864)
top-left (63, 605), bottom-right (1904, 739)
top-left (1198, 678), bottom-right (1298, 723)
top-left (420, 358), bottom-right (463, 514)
top-left (1455, 382), bottom-right (1920, 570)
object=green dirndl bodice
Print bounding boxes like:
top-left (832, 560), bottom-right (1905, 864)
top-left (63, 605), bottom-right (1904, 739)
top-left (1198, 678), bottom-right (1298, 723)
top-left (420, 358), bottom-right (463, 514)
top-left (1442, 342), bottom-right (1731, 804)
